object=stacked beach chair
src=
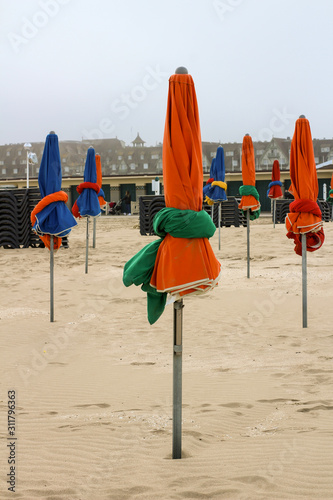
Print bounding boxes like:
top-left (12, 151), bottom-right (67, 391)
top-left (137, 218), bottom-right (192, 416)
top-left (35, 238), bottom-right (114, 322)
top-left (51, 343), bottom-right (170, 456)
top-left (0, 190), bottom-right (21, 248)
top-left (0, 188), bottom-right (69, 249)
top-left (206, 197), bottom-right (247, 228)
top-left (139, 195), bottom-right (247, 236)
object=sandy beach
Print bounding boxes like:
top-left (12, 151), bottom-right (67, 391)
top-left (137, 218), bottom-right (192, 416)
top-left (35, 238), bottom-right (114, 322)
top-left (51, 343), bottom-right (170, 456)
top-left (1, 215), bottom-right (333, 499)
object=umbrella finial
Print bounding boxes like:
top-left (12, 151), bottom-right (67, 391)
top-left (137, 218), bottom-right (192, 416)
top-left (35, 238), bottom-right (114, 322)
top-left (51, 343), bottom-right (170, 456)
top-left (245, 133), bottom-right (250, 136)
top-left (175, 66), bottom-right (188, 74)
top-left (299, 114), bottom-right (306, 118)
top-left (49, 131), bottom-right (55, 134)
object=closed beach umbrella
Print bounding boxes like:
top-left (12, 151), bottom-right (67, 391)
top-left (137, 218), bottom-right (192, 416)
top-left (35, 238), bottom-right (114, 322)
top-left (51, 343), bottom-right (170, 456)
top-left (267, 160), bottom-right (283, 199)
top-left (72, 147), bottom-right (105, 272)
top-left (93, 153), bottom-right (107, 248)
top-left (203, 147), bottom-right (227, 204)
top-left (203, 146), bottom-right (227, 249)
top-left (267, 159), bottom-right (283, 227)
top-left (149, 72), bottom-right (221, 300)
top-left (72, 147), bottom-right (103, 218)
top-left (123, 67), bottom-right (221, 458)
top-left (31, 131), bottom-right (77, 321)
top-left (96, 154), bottom-right (106, 208)
top-left (238, 134), bottom-right (260, 277)
top-left (285, 115), bottom-right (325, 327)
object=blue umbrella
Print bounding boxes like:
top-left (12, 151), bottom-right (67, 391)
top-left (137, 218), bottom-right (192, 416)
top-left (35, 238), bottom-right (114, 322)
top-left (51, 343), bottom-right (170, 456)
top-left (203, 146), bottom-right (227, 203)
top-left (32, 132), bottom-right (77, 242)
top-left (31, 131), bottom-right (77, 322)
top-left (203, 146), bottom-right (227, 249)
top-left (75, 147), bottom-right (103, 217)
top-left (72, 147), bottom-right (104, 273)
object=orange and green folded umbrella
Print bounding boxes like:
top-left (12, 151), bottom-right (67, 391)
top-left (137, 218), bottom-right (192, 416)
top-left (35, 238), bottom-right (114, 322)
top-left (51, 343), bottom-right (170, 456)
top-left (286, 117), bottom-right (324, 255)
top-left (123, 72), bottom-right (221, 324)
top-left (238, 135), bottom-right (261, 220)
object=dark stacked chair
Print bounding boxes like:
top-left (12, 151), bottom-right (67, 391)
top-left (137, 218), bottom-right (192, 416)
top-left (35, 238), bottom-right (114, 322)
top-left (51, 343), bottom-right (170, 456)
top-left (0, 191), bottom-right (20, 248)
top-left (317, 200), bottom-right (331, 222)
top-left (207, 197), bottom-right (247, 228)
top-left (139, 195), bottom-right (247, 236)
top-left (139, 195), bottom-right (165, 235)
top-left (0, 188), bottom-right (69, 248)
top-left (274, 200), bottom-right (290, 224)
top-left (26, 187), bottom-right (42, 247)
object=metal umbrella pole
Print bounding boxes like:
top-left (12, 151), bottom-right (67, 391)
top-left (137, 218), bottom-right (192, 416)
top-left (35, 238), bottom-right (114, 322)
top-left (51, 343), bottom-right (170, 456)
top-left (218, 202), bottom-right (221, 251)
top-left (247, 210), bottom-right (250, 278)
top-left (93, 217), bottom-right (96, 248)
top-left (173, 298), bottom-right (183, 459)
top-left (50, 235), bottom-right (54, 322)
top-left (211, 204), bottom-right (214, 221)
top-left (273, 199), bottom-right (276, 229)
top-left (85, 217), bottom-right (90, 274)
top-left (302, 233), bottom-right (307, 328)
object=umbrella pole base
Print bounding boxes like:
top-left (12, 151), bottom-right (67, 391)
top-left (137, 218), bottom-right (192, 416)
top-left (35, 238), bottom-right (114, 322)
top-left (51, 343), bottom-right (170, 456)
top-left (85, 217), bottom-right (89, 274)
top-left (173, 299), bottom-right (183, 459)
top-left (247, 210), bottom-right (250, 279)
top-left (50, 235), bottom-right (54, 322)
top-left (218, 202), bottom-right (221, 251)
top-left (93, 217), bottom-right (96, 249)
top-left (302, 233), bottom-right (307, 328)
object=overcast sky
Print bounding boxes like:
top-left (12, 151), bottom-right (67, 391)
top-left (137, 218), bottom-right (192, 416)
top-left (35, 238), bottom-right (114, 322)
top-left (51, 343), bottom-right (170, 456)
top-left (1, 0), bottom-right (333, 147)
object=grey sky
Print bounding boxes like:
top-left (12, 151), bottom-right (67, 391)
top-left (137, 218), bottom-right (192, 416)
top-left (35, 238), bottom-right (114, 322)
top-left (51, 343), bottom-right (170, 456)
top-left (1, 0), bottom-right (333, 146)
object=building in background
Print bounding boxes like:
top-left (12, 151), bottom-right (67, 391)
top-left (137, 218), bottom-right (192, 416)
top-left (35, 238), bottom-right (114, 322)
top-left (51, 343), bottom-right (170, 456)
top-left (1, 134), bottom-right (332, 212)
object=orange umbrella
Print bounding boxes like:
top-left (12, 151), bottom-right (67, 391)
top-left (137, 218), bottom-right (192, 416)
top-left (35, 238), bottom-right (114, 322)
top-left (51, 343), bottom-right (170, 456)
top-left (93, 153), bottom-right (107, 248)
top-left (150, 73), bottom-right (221, 297)
top-left (238, 134), bottom-right (260, 216)
top-left (267, 160), bottom-right (283, 199)
top-left (286, 115), bottom-right (324, 328)
top-left (238, 134), bottom-right (260, 278)
top-left (123, 67), bottom-right (220, 459)
top-left (95, 154), bottom-right (106, 207)
top-left (267, 159), bottom-right (283, 228)
top-left (286, 116), bottom-right (324, 255)
top-left (288, 183), bottom-right (295, 197)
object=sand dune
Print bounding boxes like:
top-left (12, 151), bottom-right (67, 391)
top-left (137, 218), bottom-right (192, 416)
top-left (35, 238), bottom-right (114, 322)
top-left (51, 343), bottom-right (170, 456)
top-left (0, 216), bottom-right (333, 499)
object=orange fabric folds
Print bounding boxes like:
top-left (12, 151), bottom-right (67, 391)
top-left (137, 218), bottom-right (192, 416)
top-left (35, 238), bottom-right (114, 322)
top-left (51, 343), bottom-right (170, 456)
top-left (95, 154), bottom-right (106, 206)
top-left (238, 135), bottom-right (260, 211)
top-left (150, 73), bottom-right (221, 297)
top-left (286, 118), bottom-right (323, 235)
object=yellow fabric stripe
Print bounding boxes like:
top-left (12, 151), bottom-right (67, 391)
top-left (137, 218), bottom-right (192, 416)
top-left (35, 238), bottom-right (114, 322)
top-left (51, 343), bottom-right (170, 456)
top-left (211, 181), bottom-right (227, 190)
top-left (204, 196), bottom-right (215, 206)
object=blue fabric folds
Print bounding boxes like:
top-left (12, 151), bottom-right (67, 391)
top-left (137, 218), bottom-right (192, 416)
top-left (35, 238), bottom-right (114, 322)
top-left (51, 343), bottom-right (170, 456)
top-left (76, 147), bottom-right (103, 217)
top-left (267, 180), bottom-right (283, 197)
top-left (203, 146), bottom-right (227, 202)
top-left (33, 133), bottom-right (77, 237)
